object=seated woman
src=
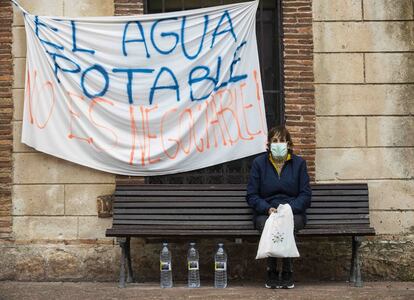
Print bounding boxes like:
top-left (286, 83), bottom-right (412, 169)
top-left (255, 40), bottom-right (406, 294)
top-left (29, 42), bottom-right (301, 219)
top-left (246, 125), bottom-right (311, 289)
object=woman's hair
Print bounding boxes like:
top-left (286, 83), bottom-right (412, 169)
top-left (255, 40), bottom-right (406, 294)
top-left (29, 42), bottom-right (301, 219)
top-left (267, 125), bottom-right (293, 153)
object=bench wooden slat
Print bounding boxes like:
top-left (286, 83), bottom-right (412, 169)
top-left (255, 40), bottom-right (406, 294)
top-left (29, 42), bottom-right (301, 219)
top-left (113, 202), bottom-right (250, 208)
top-left (116, 184), bottom-right (247, 190)
top-left (113, 208), bottom-right (253, 214)
top-left (307, 214), bottom-right (369, 220)
top-left (114, 195), bottom-right (368, 203)
top-left (115, 190), bottom-right (368, 197)
top-left (113, 212), bottom-right (370, 221)
top-left (307, 219), bottom-right (369, 225)
top-left (114, 214), bottom-right (253, 220)
top-left (106, 228), bottom-right (261, 236)
top-left (116, 183), bottom-right (368, 190)
top-left (113, 215), bottom-right (369, 221)
top-left (307, 208), bottom-right (369, 214)
top-left (309, 184), bottom-right (368, 190)
top-left (311, 190), bottom-right (368, 196)
top-left (298, 228), bottom-right (375, 236)
top-left (114, 220), bottom-right (254, 225)
top-left (113, 217), bottom-right (370, 224)
top-left (112, 225), bottom-right (255, 230)
top-left (304, 224), bottom-right (371, 228)
top-left (311, 196), bottom-right (368, 201)
top-left (106, 228), bottom-right (375, 237)
top-left (115, 190), bottom-right (248, 196)
top-left (115, 196), bottom-right (245, 202)
top-left (113, 220), bottom-right (254, 226)
top-left (113, 208), bottom-right (369, 217)
top-left (113, 203), bottom-right (369, 210)
top-left (310, 202), bottom-right (368, 208)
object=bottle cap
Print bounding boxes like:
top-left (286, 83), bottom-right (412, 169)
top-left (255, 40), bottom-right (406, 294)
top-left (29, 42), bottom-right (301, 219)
top-left (190, 242), bottom-right (196, 246)
top-left (162, 242), bottom-right (168, 246)
top-left (218, 243), bottom-right (224, 247)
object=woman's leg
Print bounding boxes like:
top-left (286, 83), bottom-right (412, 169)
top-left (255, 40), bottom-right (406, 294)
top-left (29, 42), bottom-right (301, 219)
top-left (281, 214), bottom-right (306, 288)
top-left (255, 215), bottom-right (278, 271)
top-left (255, 215), bottom-right (278, 288)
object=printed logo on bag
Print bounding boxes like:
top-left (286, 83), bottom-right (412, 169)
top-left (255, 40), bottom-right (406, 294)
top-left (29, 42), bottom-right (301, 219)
top-left (271, 232), bottom-right (284, 244)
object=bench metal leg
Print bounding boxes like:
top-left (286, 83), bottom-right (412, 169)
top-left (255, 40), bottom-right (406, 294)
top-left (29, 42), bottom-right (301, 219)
top-left (118, 237), bottom-right (127, 288)
top-left (349, 237), bottom-right (355, 282)
top-left (126, 237), bottom-right (134, 283)
top-left (349, 236), bottom-right (363, 287)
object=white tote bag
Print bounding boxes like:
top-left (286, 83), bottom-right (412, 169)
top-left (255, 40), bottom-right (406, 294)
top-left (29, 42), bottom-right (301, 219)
top-left (255, 204), bottom-right (300, 259)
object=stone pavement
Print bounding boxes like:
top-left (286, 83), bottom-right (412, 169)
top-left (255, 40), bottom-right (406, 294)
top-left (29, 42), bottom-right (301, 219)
top-left (0, 281), bottom-right (413, 300)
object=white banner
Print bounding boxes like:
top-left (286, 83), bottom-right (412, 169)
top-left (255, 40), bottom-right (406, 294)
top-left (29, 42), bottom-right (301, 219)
top-left (19, 0), bottom-right (267, 176)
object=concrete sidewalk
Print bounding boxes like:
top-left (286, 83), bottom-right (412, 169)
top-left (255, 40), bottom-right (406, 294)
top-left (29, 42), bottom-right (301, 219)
top-left (0, 281), bottom-right (413, 300)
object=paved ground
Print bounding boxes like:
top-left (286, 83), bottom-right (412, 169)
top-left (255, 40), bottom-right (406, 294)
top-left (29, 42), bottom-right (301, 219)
top-left (0, 281), bottom-right (413, 300)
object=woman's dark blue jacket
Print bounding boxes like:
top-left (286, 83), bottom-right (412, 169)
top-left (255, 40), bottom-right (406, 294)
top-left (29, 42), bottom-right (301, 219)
top-left (246, 152), bottom-right (312, 217)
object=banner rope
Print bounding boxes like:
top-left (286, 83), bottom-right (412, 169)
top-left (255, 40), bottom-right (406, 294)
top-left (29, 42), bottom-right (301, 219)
top-left (10, 0), bottom-right (29, 15)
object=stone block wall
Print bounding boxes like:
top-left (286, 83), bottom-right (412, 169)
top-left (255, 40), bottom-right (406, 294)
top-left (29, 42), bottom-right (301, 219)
top-left (313, 0), bottom-right (414, 235)
top-left (10, 0), bottom-right (116, 243)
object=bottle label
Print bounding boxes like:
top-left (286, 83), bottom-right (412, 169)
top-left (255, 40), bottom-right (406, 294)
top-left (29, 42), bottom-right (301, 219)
top-left (160, 261), bottom-right (171, 271)
top-left (188, 261), bottom-right (199, 270)
top-left (215, 262), bottom-right (227, 271)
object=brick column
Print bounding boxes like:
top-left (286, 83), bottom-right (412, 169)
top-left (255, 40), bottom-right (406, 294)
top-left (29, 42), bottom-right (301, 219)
top-left (0, 0), bottom-right (13, 240)
top-left (282, 0), bottom-right (315, 181)
top-left (114, 0), bottom-right (144, 16)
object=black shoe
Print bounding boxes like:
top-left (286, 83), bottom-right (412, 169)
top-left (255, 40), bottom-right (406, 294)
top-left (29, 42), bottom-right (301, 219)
top-left (281, 271), bottom-right (294, 289)
top-left (265, 268), bottom-right (278, 289)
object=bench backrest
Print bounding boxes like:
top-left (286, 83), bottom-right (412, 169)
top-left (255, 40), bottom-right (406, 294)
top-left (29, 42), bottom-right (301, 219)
top-left (111, 183), bottom-right (371, 234)
top-left (113, 185), bottom-right (251, 231)
top-left (306, 184), bottom-right (369, 226)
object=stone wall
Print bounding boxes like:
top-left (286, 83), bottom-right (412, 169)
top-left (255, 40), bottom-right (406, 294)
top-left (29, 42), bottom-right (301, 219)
top-left (10, 0), bottom-right (116, 243)
top-left (313, 0), bottom-right (414, 235)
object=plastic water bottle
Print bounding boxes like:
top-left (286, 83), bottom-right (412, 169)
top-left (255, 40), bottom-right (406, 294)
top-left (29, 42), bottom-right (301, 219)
top-left (214, 243), bottom-right (227, 288)
top-left (187, 242), bottom-right (200, 288)
top-left (160, 242), bottom-right (173, 288)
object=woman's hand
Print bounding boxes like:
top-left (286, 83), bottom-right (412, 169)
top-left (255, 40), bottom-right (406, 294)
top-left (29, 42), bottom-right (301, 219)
top-left (268, 207), bottom-right (277, 215)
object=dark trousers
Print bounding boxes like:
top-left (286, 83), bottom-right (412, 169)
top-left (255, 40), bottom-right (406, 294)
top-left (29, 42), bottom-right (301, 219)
top-left (255, 214), bottom-right (305, 273)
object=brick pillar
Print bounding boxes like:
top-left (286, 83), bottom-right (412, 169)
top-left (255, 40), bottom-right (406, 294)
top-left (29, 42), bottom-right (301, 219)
top-left (114, 0), bottom-right (144, 16)
top-left (282, 0), bottom-right (315, 181)
top-left (0, 0), bottom-right (13, 240)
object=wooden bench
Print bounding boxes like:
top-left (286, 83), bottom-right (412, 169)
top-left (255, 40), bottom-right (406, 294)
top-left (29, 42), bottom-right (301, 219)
top-left (106, 183), bottom-right (375, 288)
